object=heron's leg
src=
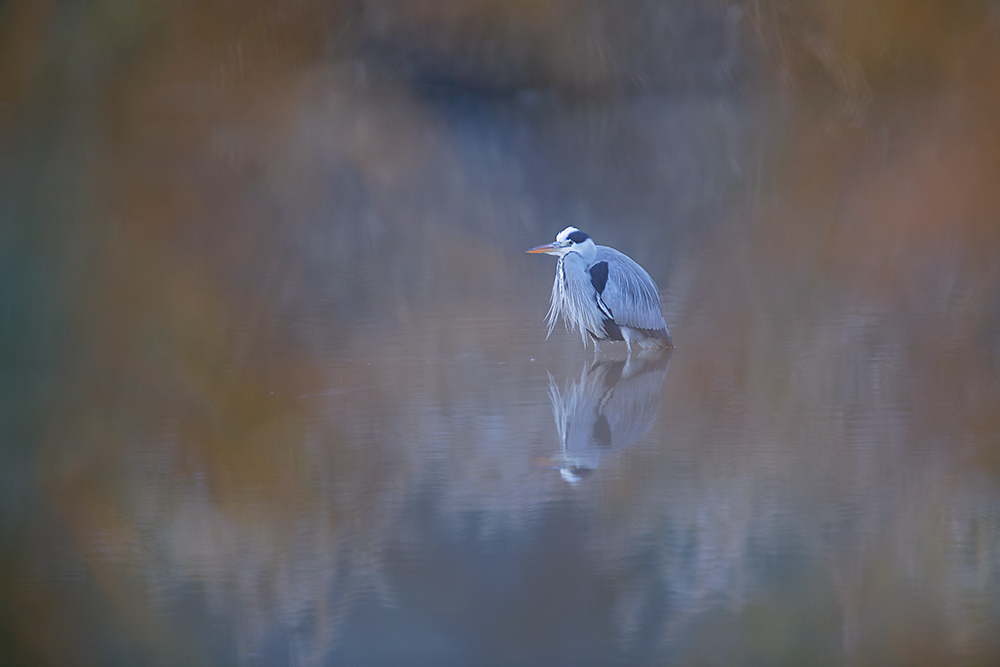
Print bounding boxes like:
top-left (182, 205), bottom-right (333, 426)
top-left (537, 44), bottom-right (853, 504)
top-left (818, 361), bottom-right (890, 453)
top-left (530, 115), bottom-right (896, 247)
top-left (624, 334), bottom-right (633, 358)
top-left (593, 339), bottom-right (601, 360)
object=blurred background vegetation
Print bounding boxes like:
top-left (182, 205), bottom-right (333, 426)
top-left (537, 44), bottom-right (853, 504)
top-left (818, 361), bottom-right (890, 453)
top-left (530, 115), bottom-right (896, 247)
top-left (2, 1), bottom-right (1000, 665)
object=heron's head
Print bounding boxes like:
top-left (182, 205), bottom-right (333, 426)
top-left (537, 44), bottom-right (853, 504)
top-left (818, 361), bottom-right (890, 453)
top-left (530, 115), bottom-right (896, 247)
top-left (525, 226), bottom-right (595, 258)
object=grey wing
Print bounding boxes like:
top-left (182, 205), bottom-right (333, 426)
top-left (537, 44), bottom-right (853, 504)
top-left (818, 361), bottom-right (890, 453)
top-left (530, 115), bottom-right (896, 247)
top-left (593, 246), bottom-right (667, 332)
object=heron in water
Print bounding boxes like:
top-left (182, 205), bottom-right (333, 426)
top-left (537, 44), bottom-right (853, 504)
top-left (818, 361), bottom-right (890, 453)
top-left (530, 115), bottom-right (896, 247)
top-left (526, 226), bottom-right (673, 354)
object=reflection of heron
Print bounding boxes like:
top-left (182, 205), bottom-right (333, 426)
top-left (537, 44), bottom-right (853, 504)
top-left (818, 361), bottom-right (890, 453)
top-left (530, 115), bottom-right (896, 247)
top-left (526, 226), bottom-right (673, 355)
top-left (539, 350), bottom-right (672, 484)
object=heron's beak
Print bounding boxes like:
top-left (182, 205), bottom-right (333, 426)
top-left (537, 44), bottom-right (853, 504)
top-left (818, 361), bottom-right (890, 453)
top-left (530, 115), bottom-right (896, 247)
top-left (525, 242), bottom-right (563, 254)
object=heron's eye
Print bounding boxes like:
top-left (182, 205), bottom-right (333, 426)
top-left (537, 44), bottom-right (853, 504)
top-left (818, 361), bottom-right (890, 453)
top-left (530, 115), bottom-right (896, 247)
top-left (566, 231), bottom-right (589, 244)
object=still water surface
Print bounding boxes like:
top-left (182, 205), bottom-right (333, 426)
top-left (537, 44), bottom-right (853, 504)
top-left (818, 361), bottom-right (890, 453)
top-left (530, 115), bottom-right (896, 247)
top-left (3, 3), bottom-right (1000, 666)
top-left (14, 293), bottom-right (1000, 666)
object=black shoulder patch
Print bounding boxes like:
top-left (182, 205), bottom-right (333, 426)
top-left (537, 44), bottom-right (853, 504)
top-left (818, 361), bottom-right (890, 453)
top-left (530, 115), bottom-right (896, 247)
top-left (567, 230), bottom-right (589, 244)
top-left (592, 415), bottom-right (612, 448)
top-left (589, 261), bottom-right (609, 294)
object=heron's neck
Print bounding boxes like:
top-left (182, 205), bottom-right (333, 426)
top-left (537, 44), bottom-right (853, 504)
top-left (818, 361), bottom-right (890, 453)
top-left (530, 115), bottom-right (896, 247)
top-left (569, 240), bottom-right (597, 265)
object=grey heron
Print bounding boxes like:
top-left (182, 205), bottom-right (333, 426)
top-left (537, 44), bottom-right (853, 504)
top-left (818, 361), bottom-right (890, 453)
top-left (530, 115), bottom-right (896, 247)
top-left (526, 226), bottom-right (673, 354)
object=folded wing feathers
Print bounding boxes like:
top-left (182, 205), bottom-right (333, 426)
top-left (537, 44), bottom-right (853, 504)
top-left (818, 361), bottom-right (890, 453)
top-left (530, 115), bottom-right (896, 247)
top-left (596, 247), bottom-right (666, 333)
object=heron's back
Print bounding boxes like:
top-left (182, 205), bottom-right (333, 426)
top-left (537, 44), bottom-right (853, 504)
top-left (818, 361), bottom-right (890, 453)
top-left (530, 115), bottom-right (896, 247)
top-left (593, 246), bottom-right (668, 334)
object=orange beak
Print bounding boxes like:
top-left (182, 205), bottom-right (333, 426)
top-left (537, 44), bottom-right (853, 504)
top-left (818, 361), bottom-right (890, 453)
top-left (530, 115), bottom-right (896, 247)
top-left (525, 242), bottom-right (562, 254)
